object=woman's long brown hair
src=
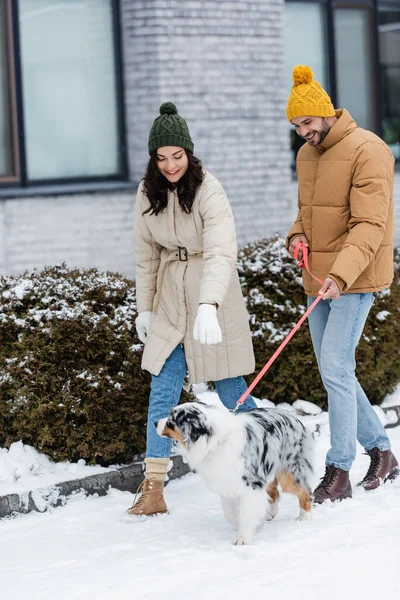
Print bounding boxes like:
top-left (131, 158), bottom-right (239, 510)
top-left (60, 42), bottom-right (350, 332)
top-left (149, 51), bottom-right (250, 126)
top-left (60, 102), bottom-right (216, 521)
top-left (142, 151), bottom-right (204, 216)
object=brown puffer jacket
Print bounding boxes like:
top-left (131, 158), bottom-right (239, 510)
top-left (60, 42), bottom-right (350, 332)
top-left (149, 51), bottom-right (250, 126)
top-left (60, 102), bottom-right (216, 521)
top-left (134, 171), bottom-right (255, 384)
top-left (287, 109), bottom-right (395, 296)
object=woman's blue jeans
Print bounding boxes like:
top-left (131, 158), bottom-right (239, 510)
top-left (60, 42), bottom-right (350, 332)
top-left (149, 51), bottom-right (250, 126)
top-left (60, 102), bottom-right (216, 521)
top-left (307, 292), bottom-right (391, 471)
top-left (146, 343), bottom-right (257, 458)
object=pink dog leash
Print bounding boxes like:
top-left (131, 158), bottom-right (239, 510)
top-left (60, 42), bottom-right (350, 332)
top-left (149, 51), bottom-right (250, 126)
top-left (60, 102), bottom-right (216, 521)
top-left (231, 242), bottom-right (324, 412)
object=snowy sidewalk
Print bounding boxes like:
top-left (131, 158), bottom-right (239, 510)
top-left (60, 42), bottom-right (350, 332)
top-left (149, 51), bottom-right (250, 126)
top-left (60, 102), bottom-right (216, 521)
top-left (1, 420), bottom-right (400, 599)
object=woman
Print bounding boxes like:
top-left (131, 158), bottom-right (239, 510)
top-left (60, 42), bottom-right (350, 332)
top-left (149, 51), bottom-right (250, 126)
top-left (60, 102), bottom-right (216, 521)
top-left (129, 102), bottom-right (256, 516)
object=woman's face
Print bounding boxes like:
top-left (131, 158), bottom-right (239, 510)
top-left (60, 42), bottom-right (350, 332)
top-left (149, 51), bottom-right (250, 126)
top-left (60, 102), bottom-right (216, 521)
top-left (156, 146), bottom-right (188, 183)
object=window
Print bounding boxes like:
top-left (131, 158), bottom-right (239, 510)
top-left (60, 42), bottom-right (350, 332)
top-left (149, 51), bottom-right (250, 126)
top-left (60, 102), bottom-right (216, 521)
top-left (334, 8), bottom-right (375, 130)
top-left (285, 1), bottom-right (329, 168)
top-left (378, 3), bottom-right (400, 158)
top-left (0, 0), bottom-right (125, 188)
top-left (285, 2), bottom-right (328, 97)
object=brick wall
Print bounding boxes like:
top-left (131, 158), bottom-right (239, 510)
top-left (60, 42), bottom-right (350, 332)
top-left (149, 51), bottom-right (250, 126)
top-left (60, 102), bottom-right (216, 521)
top-left (120, 0), bottom-right (293, 246)
top-left (0, 191), bottom-right (136, 278)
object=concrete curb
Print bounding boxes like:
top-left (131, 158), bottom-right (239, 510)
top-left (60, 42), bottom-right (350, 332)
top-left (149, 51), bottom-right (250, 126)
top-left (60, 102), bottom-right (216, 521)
top-left (0, 455), bottom-right (190, 520)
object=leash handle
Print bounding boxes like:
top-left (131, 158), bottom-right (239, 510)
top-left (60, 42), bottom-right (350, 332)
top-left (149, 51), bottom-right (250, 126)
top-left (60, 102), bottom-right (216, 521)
top-left (231, 241), bottom-right (323, 412)
top-left (293, 241), bottom-right (324, 286)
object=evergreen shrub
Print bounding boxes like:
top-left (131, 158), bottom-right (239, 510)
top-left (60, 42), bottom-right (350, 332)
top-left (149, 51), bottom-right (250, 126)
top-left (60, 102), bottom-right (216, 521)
top-left (0, 265), bottom-right (151, 465)
top-left (1, 238), bottom-right (398, 464)
top-left (238, 236), bottom-right (400, 409)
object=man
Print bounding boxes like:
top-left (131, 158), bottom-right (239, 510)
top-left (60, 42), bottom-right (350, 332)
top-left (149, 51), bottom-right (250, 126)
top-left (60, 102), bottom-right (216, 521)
top-left (286, 65), bottom-right (399, 503)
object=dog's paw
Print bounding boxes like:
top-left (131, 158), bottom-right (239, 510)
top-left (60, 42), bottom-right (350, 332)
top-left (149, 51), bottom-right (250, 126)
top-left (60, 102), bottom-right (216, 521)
top-left (233, 537), bottom-right (247, 545)
top-left (265, 513), bottom-right (274, 522)
top-left (266, 501), bottom-right (279, 521)
top-left (298, 509), bottom-right (312, 521)
top-left (233, 536), bottom-right (251, 546)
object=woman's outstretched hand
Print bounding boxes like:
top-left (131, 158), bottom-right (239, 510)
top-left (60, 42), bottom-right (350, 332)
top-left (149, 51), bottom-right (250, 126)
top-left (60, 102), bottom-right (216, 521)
top-left (193, 304), bottom-right (222, 345)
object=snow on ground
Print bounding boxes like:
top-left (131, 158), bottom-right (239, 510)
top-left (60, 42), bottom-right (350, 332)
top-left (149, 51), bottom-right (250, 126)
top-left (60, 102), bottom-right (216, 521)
top-left (1, 385), bottom-right (400, 599)
top-left (381, 383), bottom-right (400, 408)
top-left (0, 427), bottom-right (399, 600)
top-left (0, 442), bottom-right (113, 496)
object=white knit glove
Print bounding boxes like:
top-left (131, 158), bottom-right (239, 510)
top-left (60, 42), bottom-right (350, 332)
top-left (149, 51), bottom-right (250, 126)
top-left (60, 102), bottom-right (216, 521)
top-left (135, 311), bottom-right (152, 344)
top-left (193, 304), bottom-right (222, 345)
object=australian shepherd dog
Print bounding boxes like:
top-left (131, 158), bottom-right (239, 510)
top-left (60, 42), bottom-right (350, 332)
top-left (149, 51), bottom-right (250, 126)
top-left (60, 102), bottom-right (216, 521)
top-left (156, 401), bottom-right (314, 545)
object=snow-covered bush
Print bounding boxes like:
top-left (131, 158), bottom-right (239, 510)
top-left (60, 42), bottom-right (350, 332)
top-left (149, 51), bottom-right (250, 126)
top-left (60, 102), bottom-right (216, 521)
top-left (238, 236), bottom-right (400, 408)
top-left (0, 265), bottom-right (150, 465)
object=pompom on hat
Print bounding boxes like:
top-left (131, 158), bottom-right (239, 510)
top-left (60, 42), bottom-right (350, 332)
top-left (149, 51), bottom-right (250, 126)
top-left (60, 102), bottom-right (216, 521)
top-left (148, 102), bottom-right (194, 155)
top-left (286, 65), bottom-right (335, 121)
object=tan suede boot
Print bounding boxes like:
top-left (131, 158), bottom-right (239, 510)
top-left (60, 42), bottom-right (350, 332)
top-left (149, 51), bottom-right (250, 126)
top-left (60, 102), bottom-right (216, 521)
top-left (127, 458), bottom-right (169, 516)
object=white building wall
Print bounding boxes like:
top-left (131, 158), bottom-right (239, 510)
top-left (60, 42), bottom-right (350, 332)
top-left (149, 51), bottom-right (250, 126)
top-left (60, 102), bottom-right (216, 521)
top-left (0, 1), bottom-right (398, 279)
top-left (0, 191), bottom-right (135, 277)
top-left (121, 0), bottom-right (293, 247)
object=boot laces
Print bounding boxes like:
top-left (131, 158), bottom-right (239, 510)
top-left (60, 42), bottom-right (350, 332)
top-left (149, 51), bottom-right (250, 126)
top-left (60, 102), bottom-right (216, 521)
top-left (315, 465), bottom-right (338, 491)
top-left (132, 479), bottom-right (154, 509)
top-left (364, 448), bottom-right (382, 481)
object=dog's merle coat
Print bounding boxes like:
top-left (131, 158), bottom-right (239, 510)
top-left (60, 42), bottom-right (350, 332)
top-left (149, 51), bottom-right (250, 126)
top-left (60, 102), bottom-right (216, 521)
top-left (242, 409), bottom-right (312, 491)
top-left (156, 401), bottom-right (314, 545)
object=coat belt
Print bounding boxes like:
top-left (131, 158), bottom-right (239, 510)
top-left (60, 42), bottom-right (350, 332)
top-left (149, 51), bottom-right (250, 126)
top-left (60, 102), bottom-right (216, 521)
top-left (153, 247), bottom-right (202, 313)
top-left (163, 246), bottom-right (203, 263)
top-left (165, 246), bottom-right (203, 262)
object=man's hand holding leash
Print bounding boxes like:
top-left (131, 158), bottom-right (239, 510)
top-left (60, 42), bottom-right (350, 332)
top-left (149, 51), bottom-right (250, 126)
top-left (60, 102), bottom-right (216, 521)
top-left (290, 236), bottom-right (340, 300)
top-left (288, 235), bottom-right (309, 260)
top-left (318, 277), bottom-right (340, 300)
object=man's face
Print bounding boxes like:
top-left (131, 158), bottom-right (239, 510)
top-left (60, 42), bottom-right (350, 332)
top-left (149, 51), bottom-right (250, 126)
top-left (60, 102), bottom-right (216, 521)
top-left (291, 116), bottom-right (332, 146)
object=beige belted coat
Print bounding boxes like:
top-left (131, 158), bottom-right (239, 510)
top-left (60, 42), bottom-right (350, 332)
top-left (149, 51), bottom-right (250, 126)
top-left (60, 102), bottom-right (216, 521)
top-left (134, 171), bottom-right (255, 384)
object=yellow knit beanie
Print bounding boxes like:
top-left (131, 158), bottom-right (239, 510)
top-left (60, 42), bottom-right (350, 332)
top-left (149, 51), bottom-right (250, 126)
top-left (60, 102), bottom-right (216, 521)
top-left (286, 65), bottom-right (335, 121)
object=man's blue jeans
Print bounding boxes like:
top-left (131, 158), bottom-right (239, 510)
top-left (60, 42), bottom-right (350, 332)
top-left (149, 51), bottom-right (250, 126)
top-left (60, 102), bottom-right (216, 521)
top-left (307, 292), bottom-right (391, 471)
top-left (146, 343), bottom-right (257, 458)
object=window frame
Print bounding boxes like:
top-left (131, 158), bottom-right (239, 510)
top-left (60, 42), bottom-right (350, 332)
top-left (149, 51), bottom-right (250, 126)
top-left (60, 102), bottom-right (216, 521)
top-left (0, 0), bottom-right (20, 183)
top-left (0, 0), bottom-right (128, 191)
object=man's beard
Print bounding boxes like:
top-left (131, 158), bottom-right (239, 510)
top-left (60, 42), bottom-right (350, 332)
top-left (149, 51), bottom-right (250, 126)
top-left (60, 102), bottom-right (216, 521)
top-left (303, 120), bottom-right (331, 145)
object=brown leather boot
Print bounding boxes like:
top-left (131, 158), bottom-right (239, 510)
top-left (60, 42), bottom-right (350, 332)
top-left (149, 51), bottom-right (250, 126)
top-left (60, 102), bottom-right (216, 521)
top-left (127, 478), bottom-right (168, 516)
top-left (357, 448), bottom-right (399, 491)
top-left (313, 465), bottom-right (352, 504)
top-left (127, 457), bottom-right (169, 516)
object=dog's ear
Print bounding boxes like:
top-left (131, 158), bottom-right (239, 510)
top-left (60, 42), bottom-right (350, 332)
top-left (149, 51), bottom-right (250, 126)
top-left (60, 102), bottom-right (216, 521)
top-left (180, 423), bottom-right (189, 441)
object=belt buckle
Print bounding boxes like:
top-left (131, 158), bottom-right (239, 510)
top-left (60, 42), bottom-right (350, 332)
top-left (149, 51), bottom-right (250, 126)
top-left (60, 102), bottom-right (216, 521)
top-left (178, 247), bottom-right (188, 261)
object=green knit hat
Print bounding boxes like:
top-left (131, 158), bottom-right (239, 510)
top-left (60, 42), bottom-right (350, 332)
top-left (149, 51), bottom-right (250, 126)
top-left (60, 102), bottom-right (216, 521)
top-left (148, 102), bottom-right (194, 155)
